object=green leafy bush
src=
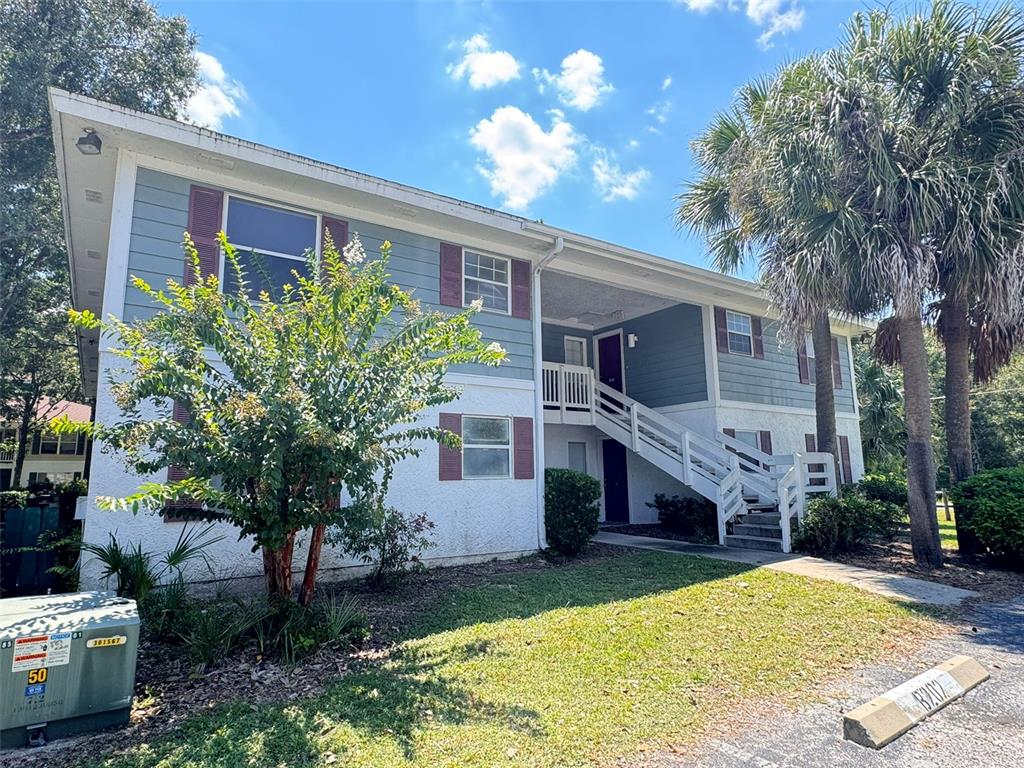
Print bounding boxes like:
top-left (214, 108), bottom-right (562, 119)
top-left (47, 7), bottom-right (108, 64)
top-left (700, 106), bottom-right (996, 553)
top-left (857, 473), bottom-right (908, 508)
top-left (331, 501), bottom-right (436, 587)
top-left (0, 490), bottom-right (28, 512)
top-left (645, 493), bottom-right (716, 541)
top-left (55, 478), bottom-right (88, 498)
top-left (544, 469), bottom-right (601, 556)
top-left (794, 492), bottom-right (904, 557)
top-left (950, 467), bottom-right (1024, 566)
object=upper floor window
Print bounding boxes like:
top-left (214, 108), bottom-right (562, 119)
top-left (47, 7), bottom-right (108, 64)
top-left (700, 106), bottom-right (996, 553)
top-left (463, 251), bottom-right (510, 314)
top-left (462, 415), bottom-right (511, 478)
top-left (564, 336), bottom-right (587, 367)
top-left (223, 197), bottom-right (317, 300)
top-left (32, 432), bottom-right (78, 456)
top-left (726, 311), bottom-right (753, 356)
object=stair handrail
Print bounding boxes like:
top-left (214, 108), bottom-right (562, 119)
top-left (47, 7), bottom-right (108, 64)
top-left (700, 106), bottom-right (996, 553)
top-left (776, 463), bottom-right (801, 553)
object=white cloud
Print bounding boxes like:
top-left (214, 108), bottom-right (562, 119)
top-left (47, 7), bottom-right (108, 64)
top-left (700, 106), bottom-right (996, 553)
top-left (676, 0), bottom-right (804, 47)
top-left (628, 138), bottom-right (640, 149)
top-left (447, 34), bottom-right (521, 89)
top-left (592, 148), bottom-right (651, 202)
top-left (647, 99), bottom-right (672, 125)
top-left (661, 76), bottom-right (673, 91)
top-left (749, 0), bottom-right (805, 47)
top-left (469, 107), bottom-right (578, 210)
top-left (532, 49), bottom-right (614, 111)
top-left (186, 52), bottom-right (245, 131)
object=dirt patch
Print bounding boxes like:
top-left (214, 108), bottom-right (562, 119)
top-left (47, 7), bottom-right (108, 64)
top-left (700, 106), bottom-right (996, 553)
top-left (831, 537), bottom-right (1024, 604)
top-left (4, 544), bottom-right (628, 768)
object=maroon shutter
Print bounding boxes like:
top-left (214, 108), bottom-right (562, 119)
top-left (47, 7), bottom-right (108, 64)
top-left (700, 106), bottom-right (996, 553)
top-left (165, 401), bottom-right (193, 522)
top-left (513, 416), bottom-right (534, 479)
top-left (438, 413), bottom-right (462, 481)
top-left (439, 243), bottom-right (463, 307)
top-left (714, 307), bottom-right (729, 353)
top-left (797, 340), bottom-right (810, 384)
top-left (839, 435), bottom-right (853, 485)
top-left (805, 433), bottom-right (827, 486)
top-left (321, 216), bottom-right (349, 252)
top-left (805, 433), bottom-right (817, 452)
top-left (751, 316), bottom-right (765, 359)
top-left (186, 186), bottom-right (223, 284)
top-left (511, 258), bottom-right (531, 319)
top-left (723, 428), bottom-right (736, 438)
top-left (831, 337), bottom-right (843, 388)
top-left (758, 430), bottom-right (773, 455)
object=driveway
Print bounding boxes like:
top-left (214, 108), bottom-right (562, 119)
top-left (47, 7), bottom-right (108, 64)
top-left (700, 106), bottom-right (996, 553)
top-left (643, 598), bottom-right (1024, 768)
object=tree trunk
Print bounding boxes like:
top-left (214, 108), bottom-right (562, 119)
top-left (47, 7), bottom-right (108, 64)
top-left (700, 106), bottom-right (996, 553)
top-left (12, 396), bottom-right (35, 488)
top-left (899, 315), bottom-right (943, 567)
top-left (939, 296), bottom-right (980, 560)
top-left (262, 531), bottom-right (296, 599)
top-left (298, 523), bottom-right (326, 607)
top-left (811, 312), bottom-right (840, 484)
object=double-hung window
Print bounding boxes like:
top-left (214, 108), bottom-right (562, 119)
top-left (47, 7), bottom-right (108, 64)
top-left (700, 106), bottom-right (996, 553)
top-left (462, 416), bottom-right (511, 478)
top-left (564, 336), bottom-right (587, 367)
top-left (463, 251), bottom-right (510, 313)
top-left (726, 311), bottom-right (753, 356)
top-left (223, 197), bottom-right (318, 300)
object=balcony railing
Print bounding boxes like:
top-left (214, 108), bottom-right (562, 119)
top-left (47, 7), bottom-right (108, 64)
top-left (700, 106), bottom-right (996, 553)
top-left (541, 362), bottom-right (595, 424)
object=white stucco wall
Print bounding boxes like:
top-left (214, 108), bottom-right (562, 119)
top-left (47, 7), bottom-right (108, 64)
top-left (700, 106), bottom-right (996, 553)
top-left (79, 353), bottom-right (540, 589)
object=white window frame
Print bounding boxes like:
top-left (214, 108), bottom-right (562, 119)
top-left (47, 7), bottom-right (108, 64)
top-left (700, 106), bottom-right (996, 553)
top-left (462, 250), bottom-right (511, 316)
top-left (218, 193), bottom-right (321, 292)
top-left (563, 335), bottom-right (588, 367)
top-left (461, 415), bottom-right (512, 479)
top-left (725, 310), bottom-right (754, 357)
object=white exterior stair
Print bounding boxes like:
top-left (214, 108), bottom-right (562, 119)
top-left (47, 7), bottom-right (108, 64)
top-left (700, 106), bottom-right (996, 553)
top-left (542, 362), bottom-right (838, 553)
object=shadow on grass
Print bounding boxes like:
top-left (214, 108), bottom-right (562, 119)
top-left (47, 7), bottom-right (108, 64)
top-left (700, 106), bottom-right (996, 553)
top-left (399, 549), bottom-right (758, 641)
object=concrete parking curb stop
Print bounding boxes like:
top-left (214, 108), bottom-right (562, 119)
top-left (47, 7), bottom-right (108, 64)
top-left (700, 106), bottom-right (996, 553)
top-left (843, 655), bottom-right (990, 749)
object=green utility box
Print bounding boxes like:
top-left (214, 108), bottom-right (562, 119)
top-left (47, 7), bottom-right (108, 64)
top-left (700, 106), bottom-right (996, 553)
top-left (0, 591), bottom-right (139, 748)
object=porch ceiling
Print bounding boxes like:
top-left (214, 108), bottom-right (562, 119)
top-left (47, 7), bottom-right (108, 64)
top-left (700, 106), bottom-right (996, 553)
top-left (540, 271), bottom-right (678, 328)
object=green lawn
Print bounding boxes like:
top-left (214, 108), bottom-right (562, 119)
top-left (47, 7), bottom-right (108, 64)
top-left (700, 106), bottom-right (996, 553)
top-left (937, 507), bottom-right (958, 549)
top-left (93, 552), bottom-right (932, 768)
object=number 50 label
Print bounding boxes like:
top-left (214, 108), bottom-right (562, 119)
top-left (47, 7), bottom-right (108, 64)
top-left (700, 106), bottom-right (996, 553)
top-left (27, 668), bottom-right (47, 684)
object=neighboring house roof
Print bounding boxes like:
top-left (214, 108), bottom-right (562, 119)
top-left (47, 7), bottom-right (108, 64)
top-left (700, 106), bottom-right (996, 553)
top-left (4, 399), bottom-right (90, 425)
top-left (48, 88), bottom-right (874, 396)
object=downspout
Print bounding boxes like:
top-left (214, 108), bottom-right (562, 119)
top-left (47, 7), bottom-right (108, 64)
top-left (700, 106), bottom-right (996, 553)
top-left (532, 236), bottom-right (564, 550)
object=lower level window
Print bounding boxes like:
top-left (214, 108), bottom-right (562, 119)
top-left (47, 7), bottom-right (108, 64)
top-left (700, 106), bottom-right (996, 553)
top-left (567, 441), bottom-right (587, 473)
top-left (462, 416), bottom-right (511, 478)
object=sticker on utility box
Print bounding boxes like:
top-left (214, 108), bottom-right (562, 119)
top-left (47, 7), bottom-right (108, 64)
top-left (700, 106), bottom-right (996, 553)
top-left (86, 635), bottom-right (127, 648)
top-left (11, 632), bottom-right (71, 672)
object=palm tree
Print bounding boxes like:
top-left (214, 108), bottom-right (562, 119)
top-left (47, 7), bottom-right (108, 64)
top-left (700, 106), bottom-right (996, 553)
top-left (676, 68), bottom-right (845, 477)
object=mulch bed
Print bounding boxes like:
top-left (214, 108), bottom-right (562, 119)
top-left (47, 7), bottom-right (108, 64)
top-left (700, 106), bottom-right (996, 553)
top-left (6, 544), bottom-right (628, 768)
top-left (601, 523), bottom-right (716, 546)
top-left (831, 536), bottom-right (1024, 604)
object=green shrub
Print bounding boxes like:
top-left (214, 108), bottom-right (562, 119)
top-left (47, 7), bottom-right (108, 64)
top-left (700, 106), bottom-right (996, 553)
top-left (331, 501), bottom-right (436, 587)
top-left (0, 490), bottom-right (28, 512)
top-left (857, 473), bottom-right (908, 508)
top-left (55, 478), bottom-right (88, 498)
top-left (950, 467), bottom-right (1024, 566)
top-left (794, 492), bottom-right (904, 557)
top-left (645, 493), bottom-right (716, 541)
top-left (544, 468), bottom-right (601, 556)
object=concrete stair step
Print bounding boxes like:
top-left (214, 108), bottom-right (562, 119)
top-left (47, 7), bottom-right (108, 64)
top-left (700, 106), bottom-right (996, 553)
top-left (724, 534), bottom-right (785, 552)
top-left (732, 523), bottom-right (782, 539)
top-left (739, 512), bottom-right (781, 525)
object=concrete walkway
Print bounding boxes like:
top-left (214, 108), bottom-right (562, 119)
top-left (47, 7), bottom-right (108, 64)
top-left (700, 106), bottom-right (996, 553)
top-left (595, 531), bottom-right (977, 606)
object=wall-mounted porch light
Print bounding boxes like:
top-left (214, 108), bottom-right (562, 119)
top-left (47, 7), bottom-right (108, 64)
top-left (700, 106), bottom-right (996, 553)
top-left (76, 128), bottom-right (102, 155)
top-left (627, 333), bottom-right (639, 348)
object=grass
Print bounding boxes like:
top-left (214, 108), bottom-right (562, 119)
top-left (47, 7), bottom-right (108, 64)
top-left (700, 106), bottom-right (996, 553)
top-left (937, 506), bottom-right (958, 549)
top-left (91, 551), bottom-right (933, 768)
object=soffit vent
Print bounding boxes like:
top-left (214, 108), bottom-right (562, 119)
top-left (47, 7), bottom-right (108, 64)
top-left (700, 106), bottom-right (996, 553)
top-left (86, 249), bottom-right (102, 260)
top-left (84, 189), bottom-right (103, 204)
top-left (87, 289), bottom-right (100, 297)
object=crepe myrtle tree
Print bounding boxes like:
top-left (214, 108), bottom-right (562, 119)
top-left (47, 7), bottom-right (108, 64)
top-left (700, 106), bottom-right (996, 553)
top-left (56, 233), bottom-right (504, 604)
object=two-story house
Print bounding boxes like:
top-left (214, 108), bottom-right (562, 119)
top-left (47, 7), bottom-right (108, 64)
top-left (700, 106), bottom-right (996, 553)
top-left (49, 89), bottom-right (868, 588)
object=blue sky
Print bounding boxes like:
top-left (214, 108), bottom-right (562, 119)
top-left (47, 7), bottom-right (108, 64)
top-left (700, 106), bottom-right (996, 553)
top-left (166, 0), bottom-right (868, 272)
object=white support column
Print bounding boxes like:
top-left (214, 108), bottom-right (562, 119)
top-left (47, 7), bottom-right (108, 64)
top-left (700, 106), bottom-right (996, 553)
top-left (680, 431), bottom-right (691, 485)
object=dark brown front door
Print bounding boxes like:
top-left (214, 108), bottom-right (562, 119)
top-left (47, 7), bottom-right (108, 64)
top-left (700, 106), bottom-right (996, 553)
top-left (602, 439), bottom-right (629, 523)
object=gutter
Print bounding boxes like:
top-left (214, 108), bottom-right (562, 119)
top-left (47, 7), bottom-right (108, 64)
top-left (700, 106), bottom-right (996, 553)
top-left (532, 236), bottom-right (564, 550)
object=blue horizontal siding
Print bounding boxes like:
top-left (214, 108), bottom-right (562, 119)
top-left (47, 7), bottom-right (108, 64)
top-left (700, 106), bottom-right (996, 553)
top-left (124, 168), bottom-right (533, 380)
top-left (717, 315), bottom-right (855, 413)
top-left (596, 303), bottom-right (707, 408)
